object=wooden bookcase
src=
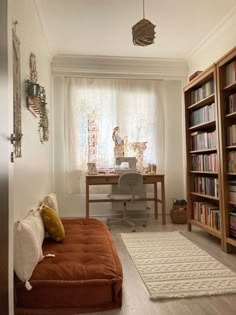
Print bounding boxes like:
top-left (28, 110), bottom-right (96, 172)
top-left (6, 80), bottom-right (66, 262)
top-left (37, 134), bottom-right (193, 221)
top-left (184, 65), bottom-right (223, 248)
top-left (184, 47), bottom-right (236, 252)
top-left (217, 47), bottom-right (236, 252)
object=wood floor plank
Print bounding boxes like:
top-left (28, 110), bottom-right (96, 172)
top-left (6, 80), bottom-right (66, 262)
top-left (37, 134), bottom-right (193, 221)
top-left (84, 215), bottom-right (236, 315)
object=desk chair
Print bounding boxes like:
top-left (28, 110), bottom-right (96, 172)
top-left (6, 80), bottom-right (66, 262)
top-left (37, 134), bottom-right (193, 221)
top-left (107, 172), bottom-right (146, 232)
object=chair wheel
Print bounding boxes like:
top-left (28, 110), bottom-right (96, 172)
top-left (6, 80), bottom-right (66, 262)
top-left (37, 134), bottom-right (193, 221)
top-left (132, 228), bottom-right (136, 232)
top-left (143, 223), bottom-right (146, 227)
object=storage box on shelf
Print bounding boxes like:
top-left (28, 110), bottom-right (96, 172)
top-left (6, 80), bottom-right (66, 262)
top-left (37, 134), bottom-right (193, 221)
top-left (184, 64), bottom-right (223, 246)
top-left (217, 47), bottom-right (236, 252)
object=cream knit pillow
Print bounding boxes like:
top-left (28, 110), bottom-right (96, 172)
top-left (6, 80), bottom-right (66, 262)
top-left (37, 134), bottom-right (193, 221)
top-left (42, 193), bottom-right (59, 213)
top-left (14, 210), bottom-right (45, 290)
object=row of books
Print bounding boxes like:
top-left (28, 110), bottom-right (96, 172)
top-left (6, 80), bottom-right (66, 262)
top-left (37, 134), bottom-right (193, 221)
top-left (191, 130), bottom-right (216, 151)
top-left (190, 80), bottom-right (214, 105)
top-left (191, 153), bottom-right (217, 172)
top-left (193, 201), bottom-right (220, 230)
top-left (228, 151), bottom-right (236, 173)
top-left (190, 103), bottom-right (215, 127)
top-left (228, 180), bottom-right (236, 202)
top-left (226, 124), bottom-right (236, 146)
top-left (229, 206), bottom-right (236, 238)
top-left (193, 176), bottom-right (218, 197)
top-left (227, 93), bottom-right (236, 114)
top-left (225, 59), bottom-right (236, 86)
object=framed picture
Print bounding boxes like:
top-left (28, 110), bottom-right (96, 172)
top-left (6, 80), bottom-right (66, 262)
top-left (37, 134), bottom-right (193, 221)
top-left (87, 162), bottom-right (97, 175)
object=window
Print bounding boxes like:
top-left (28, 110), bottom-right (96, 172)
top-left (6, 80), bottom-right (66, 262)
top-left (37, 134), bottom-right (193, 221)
top-left (65, 77), bottom-right (164, 193)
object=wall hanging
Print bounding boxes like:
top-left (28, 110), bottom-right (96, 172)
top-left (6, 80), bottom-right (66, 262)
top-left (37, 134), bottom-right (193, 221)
top-left (12, 20), bottom-right (23, 160)
top-left (25, 53), bottom-right (49, 143)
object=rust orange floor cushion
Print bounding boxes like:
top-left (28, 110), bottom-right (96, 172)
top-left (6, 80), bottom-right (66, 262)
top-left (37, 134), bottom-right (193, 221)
top-left (14, 218), bottom-right (123, 315)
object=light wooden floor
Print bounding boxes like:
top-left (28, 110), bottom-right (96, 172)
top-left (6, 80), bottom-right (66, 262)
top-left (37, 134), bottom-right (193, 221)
top-left (86, 215), bottom-right (236, 315)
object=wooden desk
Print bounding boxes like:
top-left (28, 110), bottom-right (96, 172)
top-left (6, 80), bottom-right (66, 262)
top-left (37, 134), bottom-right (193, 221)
top-left (86, 173), bottom-right (166, 224)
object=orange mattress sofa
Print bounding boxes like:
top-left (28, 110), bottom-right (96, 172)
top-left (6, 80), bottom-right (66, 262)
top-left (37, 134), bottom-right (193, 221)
top-left (14, 218), bottom-right (123, 315)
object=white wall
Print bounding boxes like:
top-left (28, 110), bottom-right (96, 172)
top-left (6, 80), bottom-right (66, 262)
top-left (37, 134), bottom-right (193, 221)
top-left (187, 6), bottom-right (236, 74)
top-left (52, 57), bottom-right (188, 218)
top-left (12, 0), bottom-right (53, 221)
top-left (164, 81), bottom-right (185, 211)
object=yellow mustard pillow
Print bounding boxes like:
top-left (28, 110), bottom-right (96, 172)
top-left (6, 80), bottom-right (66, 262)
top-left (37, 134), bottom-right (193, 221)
top-left (40, 205), bottom-right (65, 241)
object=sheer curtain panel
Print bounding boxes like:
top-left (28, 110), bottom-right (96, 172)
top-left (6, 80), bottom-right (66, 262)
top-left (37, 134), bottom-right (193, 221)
top-left (65, 77), bottom-right (165, 194)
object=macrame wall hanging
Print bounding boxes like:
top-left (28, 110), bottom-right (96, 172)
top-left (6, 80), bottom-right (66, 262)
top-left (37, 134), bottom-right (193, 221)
top-left (25, 53), bottom-right (49, 143)
top-left (132, 0), bottom-right (156, 46)
top-left (12, 20), bottom-right (23, 159)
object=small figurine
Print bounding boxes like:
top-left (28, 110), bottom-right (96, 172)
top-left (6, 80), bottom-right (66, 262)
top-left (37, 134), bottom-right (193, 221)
top-left (112, 126), bottom-right (123, 145)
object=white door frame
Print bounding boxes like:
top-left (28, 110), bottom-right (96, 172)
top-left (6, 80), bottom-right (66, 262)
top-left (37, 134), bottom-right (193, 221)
top-left (0, 0), bottom-right (13, 314)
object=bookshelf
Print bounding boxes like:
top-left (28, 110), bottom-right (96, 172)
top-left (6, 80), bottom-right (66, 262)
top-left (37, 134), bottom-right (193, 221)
top-left (184, 65), bottom-right (223, 248)
top-left (184, 47), bottom-right (236, 252)
top-left (217, 47), bottom-right (236, 252)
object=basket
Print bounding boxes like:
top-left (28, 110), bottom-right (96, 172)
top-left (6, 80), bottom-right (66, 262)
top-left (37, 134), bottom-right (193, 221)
top-left (170, 206), bottom-right (187, 224)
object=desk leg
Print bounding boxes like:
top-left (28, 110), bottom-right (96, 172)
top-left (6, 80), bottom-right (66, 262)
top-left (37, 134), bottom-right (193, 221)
top-left (154, 182), bottom-right (158, 220)
top-left (161, 177), bottom-right (166, 225)
top-left (86, 179), bottom-right (89, 219)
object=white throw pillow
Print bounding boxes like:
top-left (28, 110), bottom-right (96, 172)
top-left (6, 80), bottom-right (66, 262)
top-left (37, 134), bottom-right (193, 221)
top-left (14, 210), bottom-right (45, 290)
top-left (42, 193), bottom-right (59, 213)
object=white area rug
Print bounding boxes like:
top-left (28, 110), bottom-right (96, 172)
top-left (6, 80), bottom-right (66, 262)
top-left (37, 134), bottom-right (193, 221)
top-left (120, 231), bottom-right (236, 299)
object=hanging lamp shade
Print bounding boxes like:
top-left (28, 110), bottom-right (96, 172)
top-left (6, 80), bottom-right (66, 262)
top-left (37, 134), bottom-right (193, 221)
top-left (132, 0), bottom-right (156, 46)
top-left (132, 18), bottom-right (156, 46)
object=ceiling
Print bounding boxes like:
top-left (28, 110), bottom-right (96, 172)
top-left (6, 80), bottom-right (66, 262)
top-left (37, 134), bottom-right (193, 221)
top-left (37, 0), bottom-right (236, 60)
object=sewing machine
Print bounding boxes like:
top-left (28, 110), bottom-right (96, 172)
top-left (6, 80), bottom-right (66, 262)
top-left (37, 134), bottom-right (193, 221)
top-left (115, 157), bottom-right (137, 174)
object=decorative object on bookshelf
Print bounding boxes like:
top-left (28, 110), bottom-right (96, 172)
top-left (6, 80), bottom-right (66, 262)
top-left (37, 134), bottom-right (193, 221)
top-left (132, 0), bottom-right (156, 46)
top-left (120, 231), bottom-right (236, 299)
top-left (170, 199), bottom-right (187, 224)
top-left (184, 46), bottom-right (236, 253)
top-left (189, 71), bottom-right (203, 81)
top-left (25, 53), bottom-right (49, 143)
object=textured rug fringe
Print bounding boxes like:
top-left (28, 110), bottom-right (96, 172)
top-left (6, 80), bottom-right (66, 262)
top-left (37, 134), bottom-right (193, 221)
top-left (150, 288), bottom-right (236, 300)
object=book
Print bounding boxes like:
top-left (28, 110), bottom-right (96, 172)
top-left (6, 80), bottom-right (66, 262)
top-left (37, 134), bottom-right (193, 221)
top-left (226, 60), bottom-right (236, 86)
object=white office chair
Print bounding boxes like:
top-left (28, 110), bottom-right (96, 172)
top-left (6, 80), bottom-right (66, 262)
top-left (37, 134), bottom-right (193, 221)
top-left (107, 172), bottom-right (146, 232)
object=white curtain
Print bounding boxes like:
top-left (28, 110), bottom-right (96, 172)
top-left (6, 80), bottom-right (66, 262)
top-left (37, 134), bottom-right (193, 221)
top-left (65, 77), bottom-right (165, 194)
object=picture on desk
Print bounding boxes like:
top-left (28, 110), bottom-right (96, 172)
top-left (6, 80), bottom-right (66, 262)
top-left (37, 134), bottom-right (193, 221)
top-left (87, 162), bottom-right (98, 175)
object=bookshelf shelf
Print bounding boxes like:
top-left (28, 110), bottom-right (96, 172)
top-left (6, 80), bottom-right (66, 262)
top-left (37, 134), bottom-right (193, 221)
top-left (189, 120), bottom-right (215, 131)
top-left (224, 81), bottom-right (236, 92)
top-left (190, 220), bottom-right (221, 238)
top-left (190, 192), bottom-right (219, 200)
top-left (189, 148), bottom-right (217, 154)
top-left (226, 145), bottom-right (236, 150)
top-left (226, 237), bottom-right (236, 247)
top-left (188, 94), bottom-right (214, 110)
top-left (190, 171), bottom-right (218, 175)
top-left (225, 112), bottom-right (236, 119)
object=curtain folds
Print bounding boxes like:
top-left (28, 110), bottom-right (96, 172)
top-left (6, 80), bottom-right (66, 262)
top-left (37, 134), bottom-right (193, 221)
top-left (65, 77), bottom-right (165, 194)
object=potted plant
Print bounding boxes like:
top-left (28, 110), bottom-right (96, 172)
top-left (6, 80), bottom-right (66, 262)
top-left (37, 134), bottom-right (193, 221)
top-left (26, 79), bottom-right (40, 97)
